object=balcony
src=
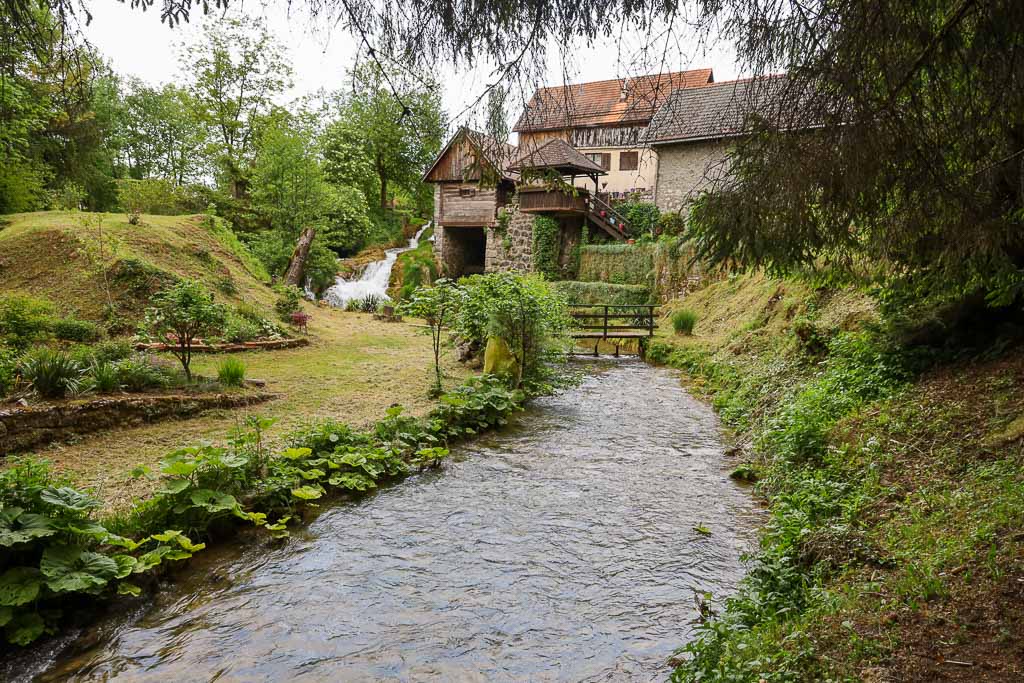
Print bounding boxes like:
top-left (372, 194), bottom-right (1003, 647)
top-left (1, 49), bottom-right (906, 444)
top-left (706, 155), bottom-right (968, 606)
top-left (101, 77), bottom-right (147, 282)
top-left (517, 186), bottom-right (589, 214)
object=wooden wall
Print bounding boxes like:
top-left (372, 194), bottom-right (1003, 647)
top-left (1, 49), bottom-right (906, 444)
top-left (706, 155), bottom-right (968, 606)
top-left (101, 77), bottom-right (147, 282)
top-left (426, 135), bottom-right (484, 183)
top-left (438, 183), bottom-right (499, 226)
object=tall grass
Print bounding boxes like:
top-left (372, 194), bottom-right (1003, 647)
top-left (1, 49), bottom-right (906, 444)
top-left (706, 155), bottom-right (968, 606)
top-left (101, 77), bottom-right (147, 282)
top-left (217, 357), bottom-right (246, 386)
top-left (671, 308), bottom-right (698, 335)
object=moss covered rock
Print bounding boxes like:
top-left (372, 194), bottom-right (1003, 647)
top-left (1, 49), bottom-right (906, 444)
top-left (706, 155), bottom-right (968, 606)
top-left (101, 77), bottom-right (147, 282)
top-left (483, 337), bottom-right (518, 378)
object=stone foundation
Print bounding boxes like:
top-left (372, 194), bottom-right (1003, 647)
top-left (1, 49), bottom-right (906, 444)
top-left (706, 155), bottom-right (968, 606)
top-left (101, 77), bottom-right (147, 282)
top-left (0, 392), bottom-right (277, 454)
top-left (485, 205), bottom-right (533, 273)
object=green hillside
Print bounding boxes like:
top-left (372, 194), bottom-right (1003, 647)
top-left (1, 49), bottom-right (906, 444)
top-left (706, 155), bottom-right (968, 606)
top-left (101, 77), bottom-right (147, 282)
top-left (0, 211), bottom-right (275, 327)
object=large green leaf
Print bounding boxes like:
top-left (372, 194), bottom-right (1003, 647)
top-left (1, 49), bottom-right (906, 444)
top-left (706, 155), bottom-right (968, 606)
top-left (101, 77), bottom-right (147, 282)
top-left (159, 456), bottom-right (198, 477)
top-left (40, 545), bottom-right (119, 594)
top-left (5, 612), bottom-right (45, 645)
top-left (160, 478), bottom-right (191, 495)
top-left (0, 508), bottom-right (56, 547)
top-left (112, 555), bottom-right (137, 579)
top-left (290, 485), bottom-right (324, 500)
top-left (327, 472), bottom-right (376, 491)
top-left (39, 487), bottom-right (100, 512)
top-left (188, 489), bottom-right (239, 513)
top-left (0, 567), bottom-right (44, 606)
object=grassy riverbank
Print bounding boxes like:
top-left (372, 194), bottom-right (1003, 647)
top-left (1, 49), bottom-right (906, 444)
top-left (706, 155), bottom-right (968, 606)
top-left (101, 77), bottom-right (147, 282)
top-left (652, 274), bottom-right (1024, 681)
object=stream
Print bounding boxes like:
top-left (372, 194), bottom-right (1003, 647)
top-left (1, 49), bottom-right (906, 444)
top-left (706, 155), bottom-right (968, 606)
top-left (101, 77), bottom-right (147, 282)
top-left (30, 360), bottom-right (757, 682)
top-left (321, 223), bottom-right (431, 309)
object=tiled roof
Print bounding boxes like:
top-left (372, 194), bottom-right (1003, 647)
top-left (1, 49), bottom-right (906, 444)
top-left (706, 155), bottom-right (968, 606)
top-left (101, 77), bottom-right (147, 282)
top-left (510, 139), bottom-right (606, 174)
top-left (644, 75), bottom-right (791, 144)
top-left (513, 69), bottom-right (715, 132)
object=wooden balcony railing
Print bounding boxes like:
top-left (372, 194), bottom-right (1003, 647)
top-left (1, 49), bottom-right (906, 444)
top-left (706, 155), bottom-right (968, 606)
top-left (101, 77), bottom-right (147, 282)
top-left (517, 187), bottom-right (588, 213)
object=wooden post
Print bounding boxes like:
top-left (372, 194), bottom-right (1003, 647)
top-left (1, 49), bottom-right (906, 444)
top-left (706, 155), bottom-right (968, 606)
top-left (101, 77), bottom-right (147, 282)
top-left (603, 305), bottom-right (609, 339)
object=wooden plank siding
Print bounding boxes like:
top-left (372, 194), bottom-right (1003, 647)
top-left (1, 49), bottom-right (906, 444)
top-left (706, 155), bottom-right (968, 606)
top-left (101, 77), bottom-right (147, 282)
top-left (439, 183), bottom-right (500, 226)
top-left (425, 136), bottom-right (485, 183)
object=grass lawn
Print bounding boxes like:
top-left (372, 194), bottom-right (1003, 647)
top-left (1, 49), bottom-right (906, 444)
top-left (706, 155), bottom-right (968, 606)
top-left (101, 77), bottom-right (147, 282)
top-left (29, 306), bottom-right (471, 511)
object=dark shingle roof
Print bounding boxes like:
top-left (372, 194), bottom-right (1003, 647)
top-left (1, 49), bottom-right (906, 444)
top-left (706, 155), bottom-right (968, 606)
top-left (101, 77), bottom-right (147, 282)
top-left (509, 139), bottom-right (606, 175)
top-left (645, 75), bottom-right (790, 145)
top-left (513, 69), bottom-right (715, 132)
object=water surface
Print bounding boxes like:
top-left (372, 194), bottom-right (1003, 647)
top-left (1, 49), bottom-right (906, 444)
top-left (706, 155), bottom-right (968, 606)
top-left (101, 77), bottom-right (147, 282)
top-left (39, 361), bottom-right (756, 682)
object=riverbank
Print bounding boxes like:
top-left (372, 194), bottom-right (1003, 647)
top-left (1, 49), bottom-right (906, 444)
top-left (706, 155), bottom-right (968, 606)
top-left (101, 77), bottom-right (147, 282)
top-left (28, 307), bottom-right (469, 511)
top-left (650, 274), bottom-right (1024, 681)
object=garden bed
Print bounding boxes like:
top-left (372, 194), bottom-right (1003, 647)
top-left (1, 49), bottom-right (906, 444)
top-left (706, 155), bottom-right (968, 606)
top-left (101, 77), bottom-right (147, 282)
top-left (0, 391), bottom-right (276, 453)
top-left (134, 338), bottom-right (309, 353)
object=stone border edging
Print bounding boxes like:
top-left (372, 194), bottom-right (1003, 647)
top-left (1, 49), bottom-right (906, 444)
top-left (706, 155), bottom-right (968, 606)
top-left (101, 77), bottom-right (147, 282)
top-left (0, 392), bottom-right (278, 454)
top-left (134, 338), bottom-right (310, 353)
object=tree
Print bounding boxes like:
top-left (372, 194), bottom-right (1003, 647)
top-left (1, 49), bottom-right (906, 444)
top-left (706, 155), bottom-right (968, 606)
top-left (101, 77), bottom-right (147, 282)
top-left (321, 118), bottom-right (377, 204)
top-left (321, 185), bottom-right (373, 255)
top-left (399, 279), bottom-right (463, 395)
top-left (187, 16), bottom-right (292, 199)
top-left (250, 116), bottom-right (331, 237)
top-left (335, 62), bottom-right (445, 208)
top-left (682, 0), bottom-right (1024, 326)
top-left (144, 280), bottom-right (227, 381)
top-left (485, 85), bottom-right (509, 144)
top-left (119, 80), bottom-right (207, 185)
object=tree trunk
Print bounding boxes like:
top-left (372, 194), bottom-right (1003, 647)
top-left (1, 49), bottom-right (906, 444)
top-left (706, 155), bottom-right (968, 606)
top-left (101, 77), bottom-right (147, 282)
top-left (378, 156), bottom-right (388, 208)
top-left (284, 227), bottom-right (317, 287)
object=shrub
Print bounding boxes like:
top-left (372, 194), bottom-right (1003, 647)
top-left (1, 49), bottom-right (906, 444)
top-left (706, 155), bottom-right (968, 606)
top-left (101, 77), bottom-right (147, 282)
top-left (18, 348), bottom-right (84, 398)
top-left (217, 358), bottom-right (246, 387)
top-left (289, 311), bottom-right (311, 333)
top-left (672, 309), bottom-right (698, 335)
top-left (656, 211), bottom-right (686, 237)
top-left (274, 285), bottom-right (304, 320)
top-left (52, 318), bottom-right (102, 343)
top-left (76, 339), bottom-right (134, 365)
top-left (235, 303), bottom-right (267, 324)
top-left (115, 354), bottom-right (172, 391)
top-left (116, 178), bottom-right (185, 221)
top-left (222, 314), bottom-right (260, 343)
top-left (618, 201), bottom-right (661, 239)
top-left (144, 280), bottom-right (228, 381)
top-left (347, 294), bottom-right (382, 313)
top-left (0, 294), bottom-right (56, 349)
top-left (0, 346), bottom-right (19, 396)
top-left (85, 361), bottom-right (121, 393)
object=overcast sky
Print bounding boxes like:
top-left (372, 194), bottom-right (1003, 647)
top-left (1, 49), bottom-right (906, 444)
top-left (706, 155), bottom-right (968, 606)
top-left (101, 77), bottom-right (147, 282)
top-left (82, 1), bottom-right (744, 137)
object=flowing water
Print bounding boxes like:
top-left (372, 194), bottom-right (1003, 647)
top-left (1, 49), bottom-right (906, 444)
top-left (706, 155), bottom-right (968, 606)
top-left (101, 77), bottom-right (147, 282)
top-left (32, 361), bottom-right (758, 682)
top-left (321, 223), bottom-right (431, 309)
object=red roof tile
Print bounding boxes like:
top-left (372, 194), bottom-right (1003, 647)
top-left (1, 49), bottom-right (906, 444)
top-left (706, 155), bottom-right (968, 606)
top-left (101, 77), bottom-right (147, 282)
top-left (514, 69), bottom-right (715, 132)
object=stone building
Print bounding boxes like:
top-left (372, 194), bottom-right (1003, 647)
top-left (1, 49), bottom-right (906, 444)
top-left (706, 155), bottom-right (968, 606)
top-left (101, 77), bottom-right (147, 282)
top-left (645, 76), bottom-right (789, 215)
top-left (514, 69), bottom-right (714, 198)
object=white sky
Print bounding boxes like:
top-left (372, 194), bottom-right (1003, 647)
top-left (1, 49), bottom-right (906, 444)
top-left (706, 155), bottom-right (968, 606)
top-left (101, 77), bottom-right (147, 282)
top-left (82, 1), bottom-right (744, 137)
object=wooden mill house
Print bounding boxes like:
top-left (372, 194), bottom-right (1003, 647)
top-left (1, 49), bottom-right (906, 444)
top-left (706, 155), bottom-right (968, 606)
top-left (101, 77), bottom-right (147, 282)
top-left (425, 128), bottom-right (634, 278)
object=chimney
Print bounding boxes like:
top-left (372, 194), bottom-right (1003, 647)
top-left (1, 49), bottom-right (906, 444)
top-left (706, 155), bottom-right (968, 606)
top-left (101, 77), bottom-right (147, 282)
top-left (620, 78), bottom-right (629, 102)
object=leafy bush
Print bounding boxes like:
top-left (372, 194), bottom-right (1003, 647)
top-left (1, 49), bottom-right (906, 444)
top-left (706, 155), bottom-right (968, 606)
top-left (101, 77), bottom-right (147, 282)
top-left (656, 211), bottom-right (686, 237)
top-left (0, 294), bottom-right (56, 349)
top-left (115, 354), bottom-right (172, 392)
top-left (17, 348), bottom-right (84, 398)
top-left (52, 318), bottom-right (102, 343)
top-left (0, 346), bottom-right (20, 396)
top-left (71, 339), bottom-right (134, 366)
top-left (552, 281), bottom-right (652, 306)
top-left (618, 201), bottom-right (660, 239)
top-left (452, 273), bottom-right (572, 387)
top-left (222, 313), bottom-right (260, 343)
top-left (217, 358), bottom-right (246, 387)
top-left (85, 361), bottom-right (121, 393)
top-left (273, 284), bottom-right (304, 320)
top-left (671, 308), bottom-right (698, 335)
top-left (116, 178), bottom-right (187, 222)
top-left (144, 280), bottom-right (227, 381)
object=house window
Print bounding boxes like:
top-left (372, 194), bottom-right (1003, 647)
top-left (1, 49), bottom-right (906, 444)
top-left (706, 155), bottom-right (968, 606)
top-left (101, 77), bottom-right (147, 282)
top-left (585, 152), bottom-right (611, 171)
top-left (459, 187), bottom-right (476, 198)
top-left (619, 151), bottom-right (639, 171)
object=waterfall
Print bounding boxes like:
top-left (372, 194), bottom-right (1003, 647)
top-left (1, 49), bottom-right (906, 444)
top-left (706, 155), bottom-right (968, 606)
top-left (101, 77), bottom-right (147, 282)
top-left (322, 222), bottom-right (431, 309)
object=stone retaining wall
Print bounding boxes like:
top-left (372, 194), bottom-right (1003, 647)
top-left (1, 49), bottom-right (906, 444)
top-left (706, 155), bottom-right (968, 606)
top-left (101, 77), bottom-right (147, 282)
top-left (135, 338), bottom-right (309, 353)
top-left (485, 205), bottom-right (533, 272)
top-left (0, 392), bottom-right (277, 454)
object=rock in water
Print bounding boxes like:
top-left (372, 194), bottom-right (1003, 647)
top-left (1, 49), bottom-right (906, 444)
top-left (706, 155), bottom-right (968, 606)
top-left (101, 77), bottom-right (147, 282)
top-left (483, 337), bottom-right (518, 379)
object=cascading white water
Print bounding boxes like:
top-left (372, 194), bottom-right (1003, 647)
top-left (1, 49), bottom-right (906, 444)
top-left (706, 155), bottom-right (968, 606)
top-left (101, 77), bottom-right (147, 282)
top-left (321, 222), bottom-right (431, 309)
